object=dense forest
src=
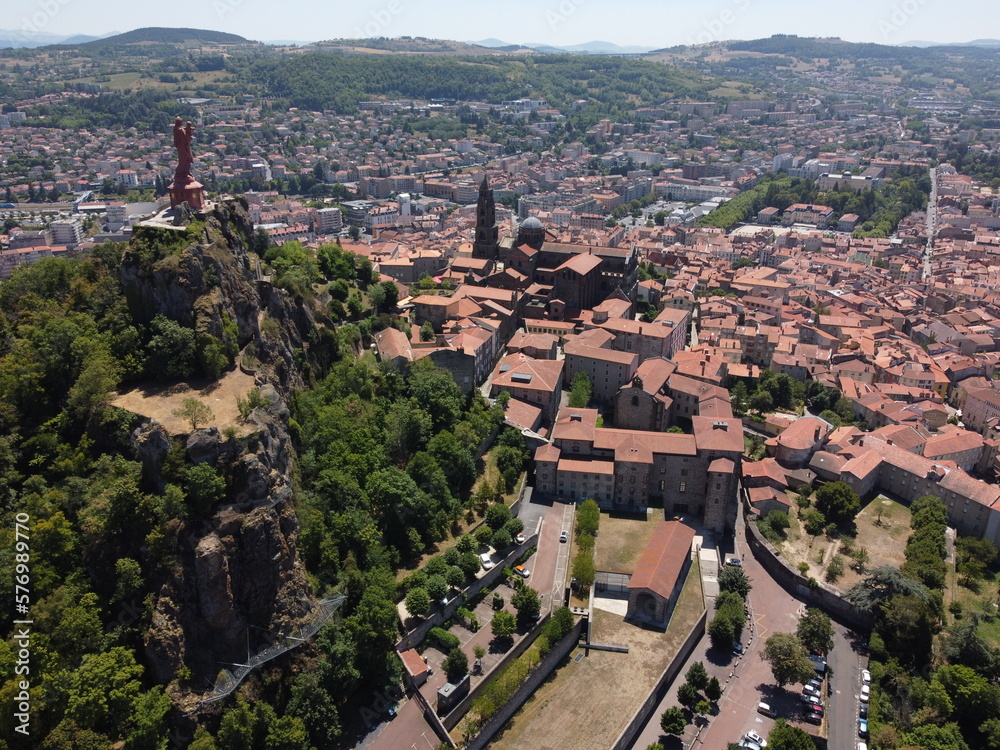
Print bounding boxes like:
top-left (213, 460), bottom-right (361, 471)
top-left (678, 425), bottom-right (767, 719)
top-left (228, 53), bottom-right (716, 115)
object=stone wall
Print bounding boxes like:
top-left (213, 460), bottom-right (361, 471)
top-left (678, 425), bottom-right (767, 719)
top-left (440, 610), bottom-right (553, 730)
top-left (744, 516), bottom-right (874, 631)
top-left (463, 618), bottom-right (586, 750)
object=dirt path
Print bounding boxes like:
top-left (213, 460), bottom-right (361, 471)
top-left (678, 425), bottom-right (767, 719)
top-left (112, 367), bottom-right (257, 436)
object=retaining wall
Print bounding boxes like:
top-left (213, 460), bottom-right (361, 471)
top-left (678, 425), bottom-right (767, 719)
top-left (440, 610), bottom-right (553, 730)
top-left (463, 617), bottom-right (586, 750)
top-left (744, 516), bottom-right (874, 631)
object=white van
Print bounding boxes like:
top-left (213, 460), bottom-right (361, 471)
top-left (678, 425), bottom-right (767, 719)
top-left (479, 553), bottom-right (494, 570)
top-left (757, 702), bottom-right (776, 718)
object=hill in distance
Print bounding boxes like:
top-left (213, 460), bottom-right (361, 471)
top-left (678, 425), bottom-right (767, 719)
top-left (472, 38), bottom-right (655, 54)
top-left (75, 27), bottom-right (251, 46)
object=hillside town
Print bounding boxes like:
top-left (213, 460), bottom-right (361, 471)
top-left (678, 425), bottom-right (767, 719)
top-left (6, 28), bottom-right (1000, 750)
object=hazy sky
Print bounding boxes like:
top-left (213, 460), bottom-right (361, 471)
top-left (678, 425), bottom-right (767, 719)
top-left (7, 0), bottom-right (1000, 48)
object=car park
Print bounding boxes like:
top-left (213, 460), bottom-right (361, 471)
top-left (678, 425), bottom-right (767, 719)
top-left (738, 740), bottom-right (761, 750)
top-left (860, 684), bottom-right (870, 702)
top-left (861, 668), bottom-right (871, 684)
top-left (744, 730), bottom-right (767, 747)
top-left (859, 718), bottom-right (869, 738)
top-left (479, 553), bottom-right (494, 570)
top-left (559, 530), bottom-right (568, 543)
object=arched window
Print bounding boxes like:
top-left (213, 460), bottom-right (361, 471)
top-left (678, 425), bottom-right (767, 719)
top-left (631, 395), bottom-right (639, 407)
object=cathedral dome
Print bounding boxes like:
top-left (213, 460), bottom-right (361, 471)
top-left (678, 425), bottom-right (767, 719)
top-left (521, 216), bottom-right (543, 230)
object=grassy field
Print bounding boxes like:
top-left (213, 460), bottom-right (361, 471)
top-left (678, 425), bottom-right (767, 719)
top-left (594, 509), bottom-right (659, 574)
top-left (488, 560), bottom-right (704, 750)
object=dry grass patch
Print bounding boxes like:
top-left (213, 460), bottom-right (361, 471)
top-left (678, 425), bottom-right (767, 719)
top-left (594, 509), bottom-right (659, 574)
top-left (776, 496), bottom-right (912, 592)
top-left (112, 366), bottom-right (257, 437)
top-left (488, 561), bottom-right (703, 750)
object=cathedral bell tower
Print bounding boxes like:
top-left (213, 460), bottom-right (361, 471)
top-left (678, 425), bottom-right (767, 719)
top-left (472, 174), bottom-right (499, 260)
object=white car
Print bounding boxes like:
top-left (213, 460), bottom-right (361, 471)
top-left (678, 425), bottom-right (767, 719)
top-left (559, 530), bottom-right (568, 543)
top-left (515, 532), bottom-right (525, 544)
top-left (479, 553), bottom-right (494, 570)
top-left (745, 730), bottom-right (768, 748)
top-left (803, 684), bottom-right (821, 698)
top-left (860, 684), bottom-right (870, 702)
top-left (861, 668), bottom-right (871, 684)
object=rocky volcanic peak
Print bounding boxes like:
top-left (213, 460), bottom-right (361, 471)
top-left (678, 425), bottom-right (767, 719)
top-left (124, 200), bottom-right (316, 700)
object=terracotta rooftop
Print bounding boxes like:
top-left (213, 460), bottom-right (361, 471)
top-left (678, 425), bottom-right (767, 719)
top-left (627, 521), bottom-right (696, 601)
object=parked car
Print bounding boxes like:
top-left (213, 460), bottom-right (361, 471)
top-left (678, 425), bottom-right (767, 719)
top-left (732, 641), bottom-right (745, 655)
top-left (757, 702), bottom-right (776, 718)
top-left (515, 533), bottom-right (525, 544)
top-left (858, 743), bottom-right (868, 750)
top-left (805, 702), bottom-right (824, 715)
top-left (479, 553), bottom-right (494, 570)
top-left (803, 684), bottom-right (821, 698)
top-left (738, 741), bottom-right (761, 750)
top-left (861, 668), bottom-right (871, 684)
top-left (514, 565), bottom-right (530, 578)
top-left (726, 557), bottom-right (743, 567)
top-left (859, 703), bottom-right (868, 719)
top-left (559, 530), bottom-right (568, 543)
top-left (804, 711), bottom-right (823, 725)
top-left (745, 730), bottom-right (768, 747)
top-left (800, 693), bottom-right (819, 704)
top-left (860, 684), bottom-right (871, 703)
top-left (807, 677), bottom-right (823, 691)
top-left (859, 718), bottom-right (869, 738)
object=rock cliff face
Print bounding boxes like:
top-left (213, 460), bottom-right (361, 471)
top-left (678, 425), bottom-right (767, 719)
top-left (119, 197), bottom-right (324, 397)
top-left (120, 200), bottom-right (317, 700)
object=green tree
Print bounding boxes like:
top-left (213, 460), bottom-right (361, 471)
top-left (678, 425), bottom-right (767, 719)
top-left (491, 610), bottom-right (516, 640)
top-left (185, 462), bottom-right (227, 513)
top-left (572, 548), bottom-right (596, 589)
top-left (405, 587), bottom-right (430, 618)
top-left (706, 676), bottom-right (722, 702)
top-left (814, 481), bottom-right (860, 525)
top-left (443, 647), bottom-right (469, 682)
top-left (677, 682), bottom-right (698, 708)
top-left (172, 397), bottom-right (214, 431)
top-left (761, 633), bottom-right (816, 687)
top-left (420, 321), bottom-right (435, 341)
top-left (685, 661), bottom-right (709, 691)
top-left (568, 371), bottom-right (592, 408)
top-left (749, 389), bottom-right (773, 414)
top-left (795, 607), bottom-right (834, 654)
top-left (660, 705), bottom-right (687, 735)
top-left (708, 610), bottom-right (737, 651)
top-left (426, 575), bottom-right (448, 602)
top-left (512, 586), bottom-right (541, 626)
top-left (767, 719), bottom-right (816, 750)
top-left (718, 566), bottom-right (752, 599)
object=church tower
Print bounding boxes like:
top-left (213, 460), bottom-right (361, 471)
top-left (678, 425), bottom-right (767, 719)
top-left (472, 174), bottom-right (499, 260)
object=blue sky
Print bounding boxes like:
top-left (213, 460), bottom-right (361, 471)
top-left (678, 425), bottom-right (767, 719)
top-left (7, 0), bottom-right (999, 48)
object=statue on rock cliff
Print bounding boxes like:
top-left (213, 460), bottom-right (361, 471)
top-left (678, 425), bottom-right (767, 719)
top-left (169, 117), bottom-right (205, 211)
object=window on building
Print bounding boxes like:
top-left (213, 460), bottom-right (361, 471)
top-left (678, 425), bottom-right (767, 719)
top-left (679, 481), bottom-right (686, 493)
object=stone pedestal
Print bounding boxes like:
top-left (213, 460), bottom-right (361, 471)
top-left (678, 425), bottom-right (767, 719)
top-left (169, 180), bottom-right (206, 211)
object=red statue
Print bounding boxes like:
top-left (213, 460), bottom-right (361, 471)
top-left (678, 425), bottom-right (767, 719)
top-left (173, 117), bottom-right (196, 185)
top-left (169, 116), bottom-right (205, 211)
